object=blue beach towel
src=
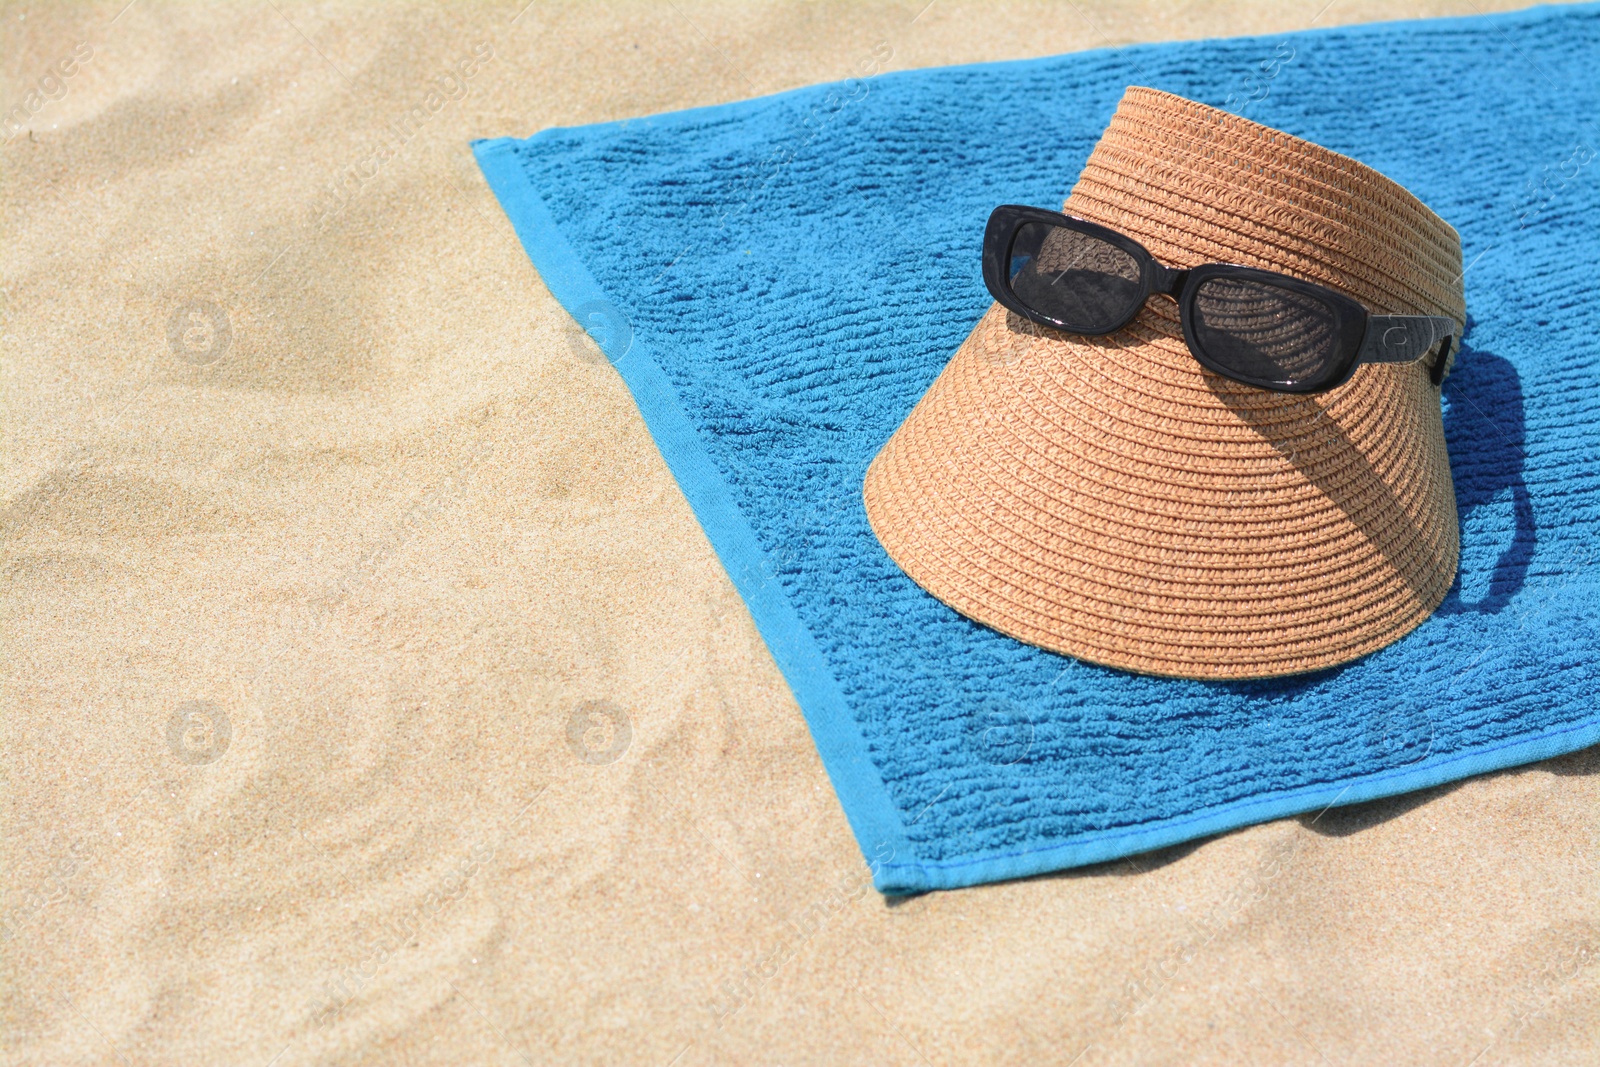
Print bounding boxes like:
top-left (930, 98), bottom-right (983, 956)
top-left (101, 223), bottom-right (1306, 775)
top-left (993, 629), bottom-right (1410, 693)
top-left (476, 3), bottom-right (1600, 892)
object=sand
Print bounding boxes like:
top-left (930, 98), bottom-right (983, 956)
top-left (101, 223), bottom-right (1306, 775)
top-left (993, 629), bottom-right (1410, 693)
top-left (3, 1), bottom-right (1597, 1064)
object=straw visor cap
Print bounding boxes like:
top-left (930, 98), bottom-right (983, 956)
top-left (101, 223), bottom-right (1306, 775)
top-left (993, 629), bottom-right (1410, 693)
top-left (863, 87), bottom-right (1467, 680)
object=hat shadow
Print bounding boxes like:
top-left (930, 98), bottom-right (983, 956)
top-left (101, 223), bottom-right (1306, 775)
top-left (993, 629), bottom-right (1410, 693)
top-left (1202, 318), bottom-right (1533, 623)
top-left (1433, 326), bottom-right (1535, 615)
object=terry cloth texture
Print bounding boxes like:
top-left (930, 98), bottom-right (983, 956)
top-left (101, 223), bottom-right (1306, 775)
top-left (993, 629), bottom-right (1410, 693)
top-left (476, 2), bottom-right (1600, 893)
top-left (864, 87), bottom-right (1468, 680)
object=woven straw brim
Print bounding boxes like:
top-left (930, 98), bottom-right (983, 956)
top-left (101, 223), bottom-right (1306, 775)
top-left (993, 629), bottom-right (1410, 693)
top-left (863, 87), bottom-right (1466, 680)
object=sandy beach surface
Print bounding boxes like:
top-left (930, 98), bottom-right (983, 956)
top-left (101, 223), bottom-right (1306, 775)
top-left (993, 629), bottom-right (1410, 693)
top-left (4, 2), bottom-right (1598, 1064)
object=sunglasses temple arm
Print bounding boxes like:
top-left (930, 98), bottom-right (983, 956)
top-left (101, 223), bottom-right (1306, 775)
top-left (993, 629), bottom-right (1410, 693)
top-left (1356, 315), bottom-right (1457, 382)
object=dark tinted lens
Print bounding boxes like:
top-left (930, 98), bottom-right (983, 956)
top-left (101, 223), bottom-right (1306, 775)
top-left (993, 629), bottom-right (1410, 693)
top-left (1007, 222), bottom-right (1143, 332)
top-left (1191, 277), bottom-right (1342, 386)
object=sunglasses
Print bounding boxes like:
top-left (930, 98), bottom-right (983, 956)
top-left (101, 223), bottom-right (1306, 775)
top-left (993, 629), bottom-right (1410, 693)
top-left (981, 205), bottom-right (1455, 394)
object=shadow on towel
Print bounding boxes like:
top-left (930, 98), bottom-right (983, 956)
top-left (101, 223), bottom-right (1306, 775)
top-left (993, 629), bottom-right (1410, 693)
top-left (1436, 324), bottom-right (1535, 615)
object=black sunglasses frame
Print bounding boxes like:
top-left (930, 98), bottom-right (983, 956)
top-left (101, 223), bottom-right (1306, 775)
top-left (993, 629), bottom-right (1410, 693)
top-left (981, 205), bottom-right (1454, 394)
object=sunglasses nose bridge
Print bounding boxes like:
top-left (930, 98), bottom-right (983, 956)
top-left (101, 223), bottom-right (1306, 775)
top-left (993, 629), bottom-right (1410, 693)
top-left (1150, 263), bottom-right (1188, 298)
